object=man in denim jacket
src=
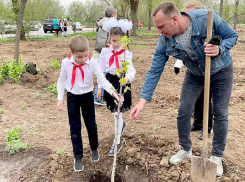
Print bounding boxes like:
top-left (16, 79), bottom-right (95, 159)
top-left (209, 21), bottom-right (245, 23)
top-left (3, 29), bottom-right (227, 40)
top-left (130, 2), bottom-right (237, 177)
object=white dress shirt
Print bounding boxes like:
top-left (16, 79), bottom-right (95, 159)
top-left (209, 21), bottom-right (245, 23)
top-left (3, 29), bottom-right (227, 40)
top-left (98, 46), bottom-right (136, 88)
top-left (57, 56), bottom-right (114, 100)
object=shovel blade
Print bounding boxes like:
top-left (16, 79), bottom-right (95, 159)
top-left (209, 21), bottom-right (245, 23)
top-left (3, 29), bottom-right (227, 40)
top-left (191, 156), bottom-right (217, 182)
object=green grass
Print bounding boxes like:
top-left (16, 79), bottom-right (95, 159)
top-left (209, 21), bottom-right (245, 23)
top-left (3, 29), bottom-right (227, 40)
top-left (67, 32), bottom-right (96, 39)
top-left (130, 45), bottom-right (147, 49)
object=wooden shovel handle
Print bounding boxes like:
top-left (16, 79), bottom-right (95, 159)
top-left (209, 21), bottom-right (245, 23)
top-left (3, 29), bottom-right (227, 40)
top-left (203, 11), bottom-right (213, 157)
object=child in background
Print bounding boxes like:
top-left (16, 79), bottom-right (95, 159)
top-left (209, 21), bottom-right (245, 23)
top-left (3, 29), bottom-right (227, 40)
top-left (63, 19), bottom-right (68, 37)
top-left (57, 35), bottom-right (119, 171)
top-left (97, 19), bottom-right (135, 156)
top-left (59, 19), bottom-right (64, 37)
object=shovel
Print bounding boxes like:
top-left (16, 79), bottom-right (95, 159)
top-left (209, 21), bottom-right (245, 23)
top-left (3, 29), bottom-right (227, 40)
top-left (191, 11), bottom-right (217, 182)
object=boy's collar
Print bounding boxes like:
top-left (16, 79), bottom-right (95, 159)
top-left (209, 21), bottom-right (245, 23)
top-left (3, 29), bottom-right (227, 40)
top-left (68, 55), bottom-right (91, 65)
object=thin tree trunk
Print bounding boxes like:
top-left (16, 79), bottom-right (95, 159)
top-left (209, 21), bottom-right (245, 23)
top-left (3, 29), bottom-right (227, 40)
top-left (14, 0), bottom-right (27, 63)
top-left (233, 0), bottom-right (239, 30)
top-left (219, 0), bottom-right (223, 17)
top-left (147, 0), bottom-right (152, 30)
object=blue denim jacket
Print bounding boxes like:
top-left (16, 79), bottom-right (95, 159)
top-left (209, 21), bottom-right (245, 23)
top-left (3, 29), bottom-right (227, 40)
top-left (141, 9), bottom-right (238, 101)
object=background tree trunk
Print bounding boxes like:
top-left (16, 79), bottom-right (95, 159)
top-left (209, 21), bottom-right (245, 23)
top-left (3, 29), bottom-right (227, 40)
top-left (233, 0), bottom-right (239, 30)
top-left (147, 0), bottom-right (152, 30)
top-left (129, 0), bottom-right (139, 36)
top-left (12, 0), bottom-right (26, 41)
top-left (14, 0), bottom-right (28, 63)
top-left (219, 0), bottom-right (223, 17)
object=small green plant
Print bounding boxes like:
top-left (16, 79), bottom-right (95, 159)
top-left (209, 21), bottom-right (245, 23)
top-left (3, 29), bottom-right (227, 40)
top-left (0, 57), bottom-right (26, 84)
top-left (5, 126), bottom-right (32, 154)
top-left (56, 149), bottom-right (66, 155)
top-left (50, 60), bottom-right (60, 69)
top-left (22, 105), bottom-right (26, 109)
top-left (0, 109), bottom-right (4, 114)
top-left (44, 83), bottom-right (58, 96)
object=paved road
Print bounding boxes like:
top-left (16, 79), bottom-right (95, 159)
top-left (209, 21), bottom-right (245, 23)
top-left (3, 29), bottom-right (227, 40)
top-left (0, 26), bottom-right (95, 39)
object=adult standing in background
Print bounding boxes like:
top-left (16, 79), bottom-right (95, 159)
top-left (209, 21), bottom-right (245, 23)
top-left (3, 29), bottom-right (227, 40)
top-left (92, 6), bottom-right (117, 106)
top-left (72, 21), bottom-right (76, 34)
top-left (53, 16), bottom-right (59, 37)
top-left (130, 1), bottom-right (237, 177)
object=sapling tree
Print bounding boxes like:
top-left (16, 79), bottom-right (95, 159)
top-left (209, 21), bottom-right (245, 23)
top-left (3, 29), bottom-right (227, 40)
top-left (111, 35), bottom-right (131, 182)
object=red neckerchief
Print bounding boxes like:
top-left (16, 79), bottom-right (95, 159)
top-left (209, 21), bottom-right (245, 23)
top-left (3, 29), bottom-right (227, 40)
top-left (109, 49), bottom-right (124, 69)
top-left (69, 55), bottom-right (91, 90)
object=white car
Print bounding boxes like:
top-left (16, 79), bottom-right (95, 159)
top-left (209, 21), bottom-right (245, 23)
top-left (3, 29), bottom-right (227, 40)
top-left (76, 22), bottom-right (82, 30)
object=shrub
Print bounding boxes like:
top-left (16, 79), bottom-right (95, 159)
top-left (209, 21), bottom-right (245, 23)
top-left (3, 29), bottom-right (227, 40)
top-left (0, 57), bottom-right (26, 84)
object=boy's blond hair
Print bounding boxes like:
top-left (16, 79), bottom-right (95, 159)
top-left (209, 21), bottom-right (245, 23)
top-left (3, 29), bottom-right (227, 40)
top-left (69, 35), bottom-right (89, 53)
top-left (183, 0), bottom-right (204, 10)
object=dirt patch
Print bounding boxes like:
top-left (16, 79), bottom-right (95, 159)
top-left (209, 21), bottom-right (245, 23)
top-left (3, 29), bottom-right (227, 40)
top-left (0, 31), bottom-right (245, 182)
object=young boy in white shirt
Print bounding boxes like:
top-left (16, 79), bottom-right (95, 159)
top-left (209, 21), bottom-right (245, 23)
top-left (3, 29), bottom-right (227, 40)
top-left (57, 35), bottom-right (119, 172)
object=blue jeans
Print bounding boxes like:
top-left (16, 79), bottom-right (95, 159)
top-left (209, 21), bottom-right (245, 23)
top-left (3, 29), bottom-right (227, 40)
top-left (93, 86), bottom-right (104, 102)
top-left (177, 63), bottom-right (233, 157)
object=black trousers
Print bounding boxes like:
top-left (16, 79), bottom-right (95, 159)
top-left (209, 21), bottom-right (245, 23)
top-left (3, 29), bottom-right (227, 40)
top-left (193, 90), bottom-right (213, 132)
top-left (67, 92), bottom-right (98, 159)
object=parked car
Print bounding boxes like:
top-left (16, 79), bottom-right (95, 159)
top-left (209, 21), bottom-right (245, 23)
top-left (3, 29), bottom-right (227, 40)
top-left (76, 22), bottom-right (82, 30)
top-left (43, 19), bottom-right (54, 33)
top-left (5, 24), bottom-right (17, 34)
top-left (29, 21), bottom-right (41, 31)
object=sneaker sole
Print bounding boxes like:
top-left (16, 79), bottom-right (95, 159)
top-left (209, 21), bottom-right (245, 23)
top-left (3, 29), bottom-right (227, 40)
top-left (73, 159), bottom-right (84, 172)
top-left (108, 145), bottom-right (122, 157)
top-left (94, 101), bottom-right (106, 106)
top-left (94, 101), bottom-right (103, 106)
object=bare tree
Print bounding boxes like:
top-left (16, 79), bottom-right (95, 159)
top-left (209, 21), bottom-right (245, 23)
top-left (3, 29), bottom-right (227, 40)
top-left (14, 0), bottom-right (27, 63)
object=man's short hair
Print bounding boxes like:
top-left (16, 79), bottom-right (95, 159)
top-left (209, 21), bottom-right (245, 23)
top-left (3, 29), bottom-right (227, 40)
top-left (152, 2), bottom-right (180, 17)
top-left (69, 35), bottom-right (89, 53)
top-left (104, 6), bottom-right (117, 18)
top-left (183, 0), bottom-right (205, 10)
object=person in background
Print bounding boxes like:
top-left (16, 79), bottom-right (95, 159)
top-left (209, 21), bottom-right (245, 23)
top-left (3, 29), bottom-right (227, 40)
top-left (174, 0), bottom-right (213, 140)
top-left (138, 20), bottom-right (141, 28)
top-left (63, 19), bottom-right (68, 37)
top-left (57, 35), bottom-right (119, 172)
top-left (59, 19), bottom-right (64, 37)
top-left (72, 21), bottom-right (76, 34)
top-left (130, 2), bottom-right (237, 177)
top-left (93, 6), bottom-right (117, 106)
top-left (53, 16), bottom-right (59, 37)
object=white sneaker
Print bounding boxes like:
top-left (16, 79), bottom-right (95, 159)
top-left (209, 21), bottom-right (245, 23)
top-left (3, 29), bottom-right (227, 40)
top-left (94, 100), bottom-right (106, 106)
top-left (210, 155), bottom-right (223, 177)
top-left (169, 147), bottom-right (192, 165)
